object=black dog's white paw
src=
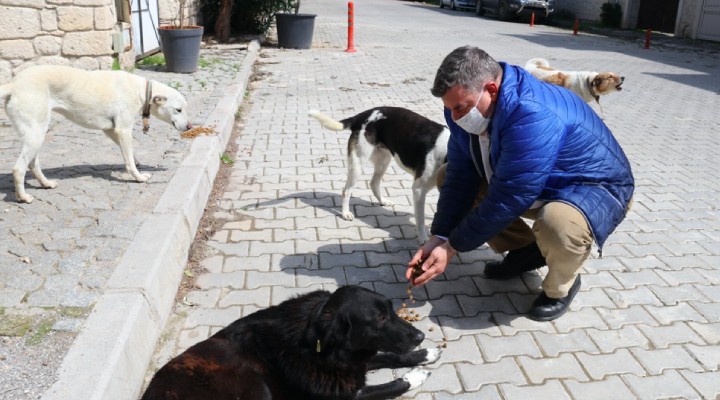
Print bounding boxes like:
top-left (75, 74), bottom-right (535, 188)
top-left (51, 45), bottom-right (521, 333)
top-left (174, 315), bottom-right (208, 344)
top-left (402, 368), bottom-right (430, 390)
top-left (421, 348), bottom-right (441, 364)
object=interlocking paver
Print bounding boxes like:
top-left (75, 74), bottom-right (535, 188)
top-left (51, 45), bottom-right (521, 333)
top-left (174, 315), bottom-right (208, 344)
top-left (564, 376), bottom-right (637, 400)
top-left (680, 370), bottom-right (720, 400)
top-left (623, 370), bottom-right (701, 400)
top-left (645, 302), bottom-right (708, 324)
top-left (649, 283), bottom-right (711, 305)
top-left (532, 330), bottom-right (599, 357)
top-left (517, 353), bottom-right (589, 384)
top-left (586, 325), bottom-right (651, 353)
top-left (595, 305), bottom-right (659, 329)
top-left (638, 322), bottom-right (706, 349)
top-left (499, 380), bottom-right (570, 399)
top-left (630, 345), bottom-right (704, 375)
top-left (476, 332), bottom-right (542, 362)
top-left (684, 344), bottom-right (720, 370)
top-left (457, 358), bottom-right (526, 389)
top-left (576, 348), bottom-right (646, 380)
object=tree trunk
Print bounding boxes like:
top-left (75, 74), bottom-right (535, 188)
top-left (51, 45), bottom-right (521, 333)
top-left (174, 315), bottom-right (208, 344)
top-left (214, 0), bottom-right (233, 43)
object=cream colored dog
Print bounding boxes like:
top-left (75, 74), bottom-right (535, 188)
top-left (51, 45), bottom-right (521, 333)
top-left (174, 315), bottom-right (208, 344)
top-left (524, 58), bottom-right (624, 104)
top-left (0, 65), bottom-right (192, 203)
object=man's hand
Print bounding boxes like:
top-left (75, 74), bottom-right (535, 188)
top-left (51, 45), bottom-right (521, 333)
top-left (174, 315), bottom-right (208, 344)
top-left (407, 236), bottom-right (457, 286)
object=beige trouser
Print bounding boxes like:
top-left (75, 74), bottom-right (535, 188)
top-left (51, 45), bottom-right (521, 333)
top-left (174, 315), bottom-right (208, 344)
top-left (437, 165), bottom-right (592, 298)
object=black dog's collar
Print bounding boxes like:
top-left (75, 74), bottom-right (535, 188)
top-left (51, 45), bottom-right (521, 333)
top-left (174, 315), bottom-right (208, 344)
top-left (587, 76), bottom-right (600, 104)
top-left (142, 80), bottom-right (152, 134)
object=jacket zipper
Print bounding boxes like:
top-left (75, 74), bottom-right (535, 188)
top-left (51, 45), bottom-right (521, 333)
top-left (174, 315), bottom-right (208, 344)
top-left (469, 135), bottom-right (483, 177)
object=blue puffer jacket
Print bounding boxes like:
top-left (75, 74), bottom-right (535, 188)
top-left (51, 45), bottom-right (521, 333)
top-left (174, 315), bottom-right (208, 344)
top-left (431, 62), bottom-right (634, 253)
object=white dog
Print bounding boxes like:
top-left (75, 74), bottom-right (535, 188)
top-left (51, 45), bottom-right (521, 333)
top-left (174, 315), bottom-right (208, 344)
top-left (524, 58), bottom-right (624, 104)
top-left (0, 65), bottom-right (192, 203)
top-left (309, 107), bottom-right (449, 243)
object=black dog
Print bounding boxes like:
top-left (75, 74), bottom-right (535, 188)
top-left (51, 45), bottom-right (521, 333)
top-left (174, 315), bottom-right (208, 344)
top-left (141, 285), bottom-right (440, 400)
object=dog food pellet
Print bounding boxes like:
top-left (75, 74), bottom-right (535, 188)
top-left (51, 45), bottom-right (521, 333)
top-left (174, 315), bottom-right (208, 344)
top-left (396, 258), bottom-right (428, 322)
top-left (180, 125), bottom-right (217, 139)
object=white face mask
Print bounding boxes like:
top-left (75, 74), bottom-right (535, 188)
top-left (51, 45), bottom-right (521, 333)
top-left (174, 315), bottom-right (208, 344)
top-left (454, 91), bottom-right (490, 135)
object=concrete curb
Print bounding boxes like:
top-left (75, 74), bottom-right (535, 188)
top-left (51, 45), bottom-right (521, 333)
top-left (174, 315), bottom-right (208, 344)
top-left (41, 40), bottom-right (260, 400)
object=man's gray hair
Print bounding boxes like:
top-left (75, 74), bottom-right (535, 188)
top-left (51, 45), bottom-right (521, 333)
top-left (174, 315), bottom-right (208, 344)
top-left (431, 46), bottom-right (502, 97)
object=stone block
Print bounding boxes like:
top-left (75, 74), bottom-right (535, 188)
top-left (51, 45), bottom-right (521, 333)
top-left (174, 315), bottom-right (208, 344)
top-left (75, 0), bottom-right (113, 6)
top-left (0, 39), bottom-right (34, 59)
top-left (34, 35), bottom-right (61, 56)
top-left (0, 6), bottom-right (40, 39)
top-left (0, 0), bottom-right (44, 8)
top-left (57, 6), bottom-right (94, 31)
top-left (36, 56), bottom-right (71, 66)
top-left (94, 6), bottom-right (114, 30)
top-left (40, 9), bottom-right (58, 32)
top-left (72, 56), bottom-right (100, 70)
top-left (61, 31), bottom-right (112, 56)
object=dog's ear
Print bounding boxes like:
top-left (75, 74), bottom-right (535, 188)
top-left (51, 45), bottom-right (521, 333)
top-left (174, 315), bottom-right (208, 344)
top-left (153, 95), bottom-right (167, 105)
top-left (592, 76), bottom-right (604, 88)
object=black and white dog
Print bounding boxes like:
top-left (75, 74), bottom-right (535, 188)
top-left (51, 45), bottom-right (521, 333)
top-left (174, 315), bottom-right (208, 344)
top-left (309, 107), bottom-right (449, 243)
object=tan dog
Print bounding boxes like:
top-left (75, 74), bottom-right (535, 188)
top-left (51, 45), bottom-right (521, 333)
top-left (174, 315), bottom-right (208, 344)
top-left (0, 65), bottom-right (192, 203)
top-left (524, 58), bottom-right (624, 104)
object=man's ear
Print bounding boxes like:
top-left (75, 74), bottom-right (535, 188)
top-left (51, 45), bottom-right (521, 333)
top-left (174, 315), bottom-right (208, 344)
top-left (153, 95), bottom-right (167, 105)
top-left (486, 82), bottom-right (499, 100)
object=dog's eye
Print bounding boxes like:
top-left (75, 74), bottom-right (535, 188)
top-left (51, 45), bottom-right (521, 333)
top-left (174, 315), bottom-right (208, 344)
top-left (175, 108), bottom-right (182, 113)
top-left (377, 313), bottom-right (387, 324)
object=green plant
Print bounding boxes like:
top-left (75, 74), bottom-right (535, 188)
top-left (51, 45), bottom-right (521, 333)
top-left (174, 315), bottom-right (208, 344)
top-left (139, 54), bottom-right (166, 66)
top-left (600, 2), bottom-right (622, 28)
top-left (220, 153), bottom-right (234, 165)
top-left (199, 0), bottom-right (295, 34)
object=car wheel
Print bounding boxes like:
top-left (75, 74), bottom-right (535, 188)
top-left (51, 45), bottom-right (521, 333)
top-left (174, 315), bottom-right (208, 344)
top-left (439, 0), bottom-right (444, 8)
top-left (475, 1), bottom-right (485, 15)
top-left (451, 0), bottom-right (456, 10)
top-left (497, 0), bottom-right (511, 20)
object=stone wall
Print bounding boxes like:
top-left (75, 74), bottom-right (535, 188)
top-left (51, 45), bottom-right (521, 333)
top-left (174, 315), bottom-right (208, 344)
top-left (0, 0), bottom-right (200, 84)
top-left (0, 0), bottom-right (119, 84)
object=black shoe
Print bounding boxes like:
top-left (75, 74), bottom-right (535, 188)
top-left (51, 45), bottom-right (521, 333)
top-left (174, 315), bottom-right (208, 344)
top-left (483, 242), bottom-right (546, 280)
top-left (528, 275), bottom-right (582, 321)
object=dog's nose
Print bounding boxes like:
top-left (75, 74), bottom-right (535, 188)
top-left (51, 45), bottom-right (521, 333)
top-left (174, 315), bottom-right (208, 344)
top-left (620, 76), bottom-right (625, 82)
top-left (186, 122), bottom-right (193, 130)
top-left (412, 330), bottom-right (425, 343)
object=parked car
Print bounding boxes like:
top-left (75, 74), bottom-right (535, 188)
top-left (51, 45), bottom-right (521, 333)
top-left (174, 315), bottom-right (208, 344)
top-left (475, 0), bottom-right (555, 21)
top-left (439, 0), bottom-right (477, 11)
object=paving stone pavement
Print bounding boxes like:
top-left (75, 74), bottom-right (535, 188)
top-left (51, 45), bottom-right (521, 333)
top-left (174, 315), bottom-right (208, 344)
top-left (144, 1), bottom-right (720, 399)
top-left (2, 0), bottom-right (719, 398)
top-left (0, 43), bottom-right (255, 399)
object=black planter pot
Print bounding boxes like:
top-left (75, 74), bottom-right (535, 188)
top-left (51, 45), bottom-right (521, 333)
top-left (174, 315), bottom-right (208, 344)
top-left (158, 26), bottom-right (204, 73)
top-left (275, 13), bottom-right (316, 49)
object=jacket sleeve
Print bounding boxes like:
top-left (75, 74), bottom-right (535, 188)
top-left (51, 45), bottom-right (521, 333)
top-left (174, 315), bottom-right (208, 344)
top-left (430, 109), bottom-right (482, 238)
top-left (448, 101), bottom-right (566, 252)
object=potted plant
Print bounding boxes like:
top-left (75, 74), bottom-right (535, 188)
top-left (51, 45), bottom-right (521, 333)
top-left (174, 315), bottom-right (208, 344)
top-left (158, 0), bottom-right (204, 73)
top-left (275, 0), bottom-right (316, 49)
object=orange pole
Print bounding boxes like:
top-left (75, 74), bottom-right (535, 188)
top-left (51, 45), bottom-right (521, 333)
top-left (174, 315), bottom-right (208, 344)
top-left (345, 2), bottom-right (357, 53)
top-left (573, 17), bottom-right (579, 35)
top-left (644, 28), bottom-right (651, 49)
top-left (530, 12), bottom-right (535, 27)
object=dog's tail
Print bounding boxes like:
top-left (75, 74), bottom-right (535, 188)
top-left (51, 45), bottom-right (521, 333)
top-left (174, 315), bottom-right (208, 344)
top-left (0, 83), bottom-right (12, 102)
top-left (525, 58), bottom-right (550, 70)
top-left (308, 110), bottom-right (346, 131)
